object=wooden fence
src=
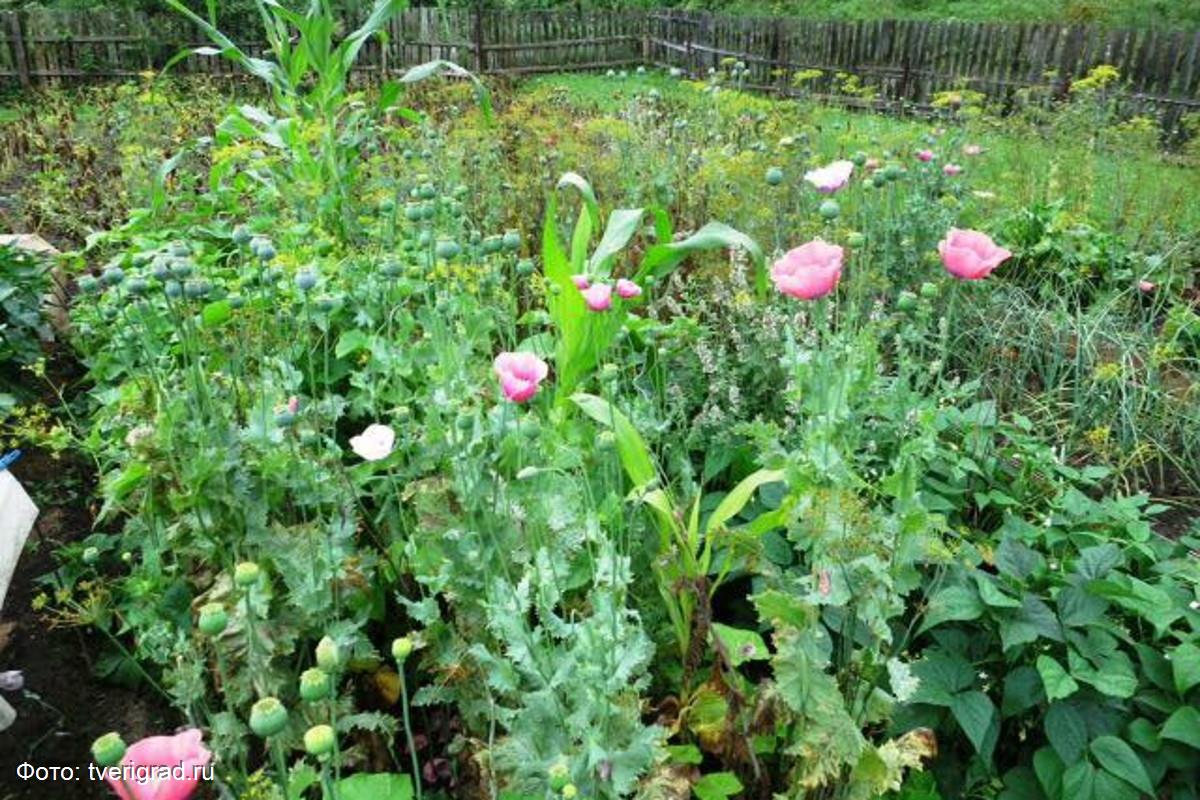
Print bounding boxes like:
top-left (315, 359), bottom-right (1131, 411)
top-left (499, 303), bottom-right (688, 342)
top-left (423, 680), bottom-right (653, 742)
top-left (2, 6), bottom-right (1199, 126)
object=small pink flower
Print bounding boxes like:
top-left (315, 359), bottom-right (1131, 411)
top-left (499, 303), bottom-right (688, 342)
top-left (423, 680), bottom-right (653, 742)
top-left (349, 423), bottom-right (395, 461)
top-left (818, 570), bottom-right (832, 597)
top-left (770, 239), bottom-right (844, 300)
top-left (1138, 280), bottom-right (1155, 293)
top-left (943, 163), bottom-right (963, 176)
top-left (571, 274), bottom-right (590, 290)
top-left (286, 396), bottom-right (300, 414)
top-left (493, 352), bottom-right (549, 403)
top-left (803, 160), bottom-right (854, 194)
top-left (963, 144), bottom-right (983, 156)
top-left (582, 282), bottom-right (613, 311)
top-left (616, 278), bottom-right (642, 299)
top-left (105, 729), bottom-right (212, 800)
top-left (938, 228), bottom-right (1011, 280)
top-left (916, 149), bottom-right (935, 162)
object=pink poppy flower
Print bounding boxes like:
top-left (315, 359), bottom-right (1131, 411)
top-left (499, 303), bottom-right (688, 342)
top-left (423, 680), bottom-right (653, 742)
top-left (349, 423), bottom-right (395, 461)
top-left (493, 352), bottom-right (549, 403)
top-left (616, 278), bottom-right (642, 299)
top-left (1138, 280), bottom-right (1155, 293)
top-left (916, 149), bottom-right (935, 162)
top-left (582, 282), bottom-right (613, 311)
top-left (963, 144), bottom-right (983, 156)
top-left (938, 228), bottom-right (1011, 280)
top-left (803, 160), bottom-right (854, 194)
top-left (943, 163), bottom-right (963, 176)
top-left (286, 396), bottom-right (300, 414)
top-left (105, 729), bottom-right (212, 800)
top-left (571, 274), bottom-right (590, 290)
top-left (770, 240), bottom-right (844, 300)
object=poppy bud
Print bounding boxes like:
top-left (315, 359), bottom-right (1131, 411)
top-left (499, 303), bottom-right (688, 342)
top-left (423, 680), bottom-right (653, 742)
top-left (249, 697), bottom-right (288, 738)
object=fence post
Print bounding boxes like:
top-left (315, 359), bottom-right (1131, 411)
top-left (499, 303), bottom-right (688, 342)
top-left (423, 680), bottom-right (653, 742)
top-left (472, 1), bottom-right (483, 74)
top-left (8, 11), bottom-right (32, 90)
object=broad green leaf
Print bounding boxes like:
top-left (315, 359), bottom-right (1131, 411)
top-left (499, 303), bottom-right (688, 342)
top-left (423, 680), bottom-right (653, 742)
top-left (705, 469), bottom-right (786, 535)
top-left (572, 394), bottom-right (656, 489)
top-left (1075, 543), bottom-right (1122, 580)
top-left (1037, 655), bottom-right (1079, 701)
top-left (1160, 706), bottom-right (1200, 750)
top-left (975, 572), bottom-right (1022, 608)
top-left (711, 623), bottom-right (769, 667)
top-left (555, 172), bottom-right (600, 232)
top-left (918, 585), bottom-right (984, 634)
top-left (334, 773), bottom-right (414, 800)
top-left (635, 222), bottom-right (765, 295)
top-left (950, 690), bottom-right (997, 758)
top-left (398, 59), bottom-right (491, 120)
top-left (666, 744), bottom-right (702, 764)
top-left (1061, 762), bottom-right (1096, 800)
top-left (1033, 747), bottom-right (1064, 798)
top-left (1125, 718), bottom-right (1161, 752)
top-left (1171, 642), bottom-right (1200, 695)
top-left (1093, 770), bottom-right (1141, 800)
top-left (1088, 736), bottom-right (1153, 795)
top-left (693, 771), bottom-right (743, 800)
top-left (589, 208), bottom-right (646, 275)
top-left (1045, 702), bottom-right (1088, 762)
top-left (1001, 665), bottom-right (1045, 717)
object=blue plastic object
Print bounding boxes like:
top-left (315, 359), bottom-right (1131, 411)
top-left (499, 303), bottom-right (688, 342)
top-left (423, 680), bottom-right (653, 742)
top-left (0, 450), bottom-right (22, 473)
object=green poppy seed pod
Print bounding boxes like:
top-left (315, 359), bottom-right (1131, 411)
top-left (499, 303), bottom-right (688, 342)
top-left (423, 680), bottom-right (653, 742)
top-left (597, 430), bottom-right (617, 451)
top-left (482, 235), bottom-right (503, 255)
top-left (315, 239), bottom-right (334, 256)
top-left (420, 202), bottom-right (436, 221)
top-left (91, 732), bottom-right (127, 767)
top-left (249, 697), bottom-right (288, 738)
top-left (818, 199), bottom-right (840, 221)
top-left (420, 149), bottom-right (433, 160)
top-left (183, 281), bottom-right (210, 300)
top-left (765, 167), bottom-right (784, 186)
top-left (197, 602), bottom-right (229, 636)
top-left (151, 259), bottom-right (171, 281)
top-left (920, 281), bottom-right (940, 300)
top-left (872, 172), bottom-right (887, 188)
top-left (170, 259), bottom-right (193, 279)
top-left (391, 636), bottom-right (413, 662)
top-left (232, 225), bottom-right (252, 246)
top-left (101, 267), bottom-right (125, 286)
top-left (304, 724), bottom-right (335, 757)
top-left (418, 183), bottom-right (437, 200)
top-left (274, 411), bottom-right (296, 428)
top-left (228, 294), bottom-right (245, 309)
top-left (257, 241), bottom-right (277, 262)
top-left (234, 561), bottom-right (261, 588)
top-left (846, 232), bottom-right (866, 248)
top-left (299, 667), bottom-right (332, 702)
top-left (404, 202), bottom-right (423, 222)
top-left (455, 410), bottom-right (474, 430)
top-left (127, 277), bottom-right (149, 295)
top-left (169, 241), bottom-right (190, 258)
top-left (121, 550), bottom-right (133, 563)
top-left (561, 784), bottom-right (578, 799)
top-left (78, 275), bottom-right (100, 294)
top-left (417, 230), bottom-right (432, 247)
top-left (295, 271), bottom-right (318, 292)
top-left (852, 151), bottom-right (868, 167)
top-left (82, 546), bottom-right (100, 565)
top-left (315, 636), bottom-right (341, 671)
top-left (379, 198), bottom-right (395, 213)
top-left (548, 283), bottom-right (561, 295)
top-left (884, 164), bottom-right (901, 182)
top-left (502, 230), bottom-right (521, 252)
top-left (316, 295), bottom-right (337, 312)
top-left (897, 291), bottom-right (919, 313)
top-left (403, 149), bottom-right (415, 160)
top-left (516, 259), bottom-right (534, 276)
top-left (164, 280), bottom-right (183, 299)
top-left (435, 239), bottom-right (461, 260)
top-left (548, 761), bottom-right (570, 791)
top-left (520, 417), bottom-right (540, 439)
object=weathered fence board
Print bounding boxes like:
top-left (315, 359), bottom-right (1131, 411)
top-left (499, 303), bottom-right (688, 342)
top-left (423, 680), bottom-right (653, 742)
top-left (1, 7), bottom-right (1198, 127)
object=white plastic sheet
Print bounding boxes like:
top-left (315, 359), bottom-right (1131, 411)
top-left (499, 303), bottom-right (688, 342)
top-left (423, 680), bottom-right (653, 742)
top-left (0, 470), bottom-right (38, 614)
